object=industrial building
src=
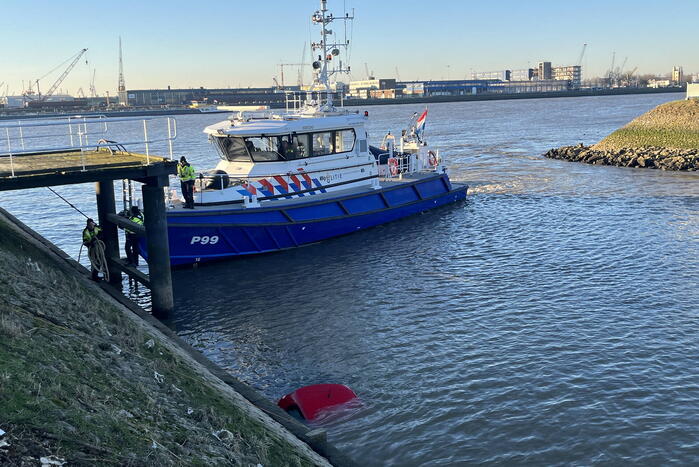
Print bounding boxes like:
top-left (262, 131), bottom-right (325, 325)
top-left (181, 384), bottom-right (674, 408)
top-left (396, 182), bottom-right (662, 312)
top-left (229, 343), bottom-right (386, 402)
top-left (1, 94), bottom-right (81, 109)
top-left (487, 79), bottom-right (569, 94)
top-left (124, 87), bottom-right (290, 107)
top-left (346, 60), bottom-right (581, 100)
top-left (347, 79), bottom-right (397, 98)
top-left (471, 61), bottom-right (582, 90)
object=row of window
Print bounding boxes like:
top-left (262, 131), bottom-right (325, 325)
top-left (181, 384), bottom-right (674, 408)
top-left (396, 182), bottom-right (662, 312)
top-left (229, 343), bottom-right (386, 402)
top-left (214, 129), bottom-right (356, 163)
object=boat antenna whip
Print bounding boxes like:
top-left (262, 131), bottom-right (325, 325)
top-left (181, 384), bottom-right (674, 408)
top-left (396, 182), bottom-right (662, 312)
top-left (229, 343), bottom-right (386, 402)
top-left (46, 186), bottom-right (90, 219)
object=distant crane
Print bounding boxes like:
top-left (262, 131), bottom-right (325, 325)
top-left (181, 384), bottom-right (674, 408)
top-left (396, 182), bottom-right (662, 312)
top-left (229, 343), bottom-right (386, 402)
top-left (606, 51), bottom-right (616, 86)
top-left (272, 77), bottom-right (281, 90)
top-left (25, 48), bottom-right (88, 102)
top-left (575, 43), bottom-right (587, 66)
top-left (297, 42), bottom-right (307, 88)
top-left (364, 62), bottom-right (374, 80)
top-left (395, 66), bottom-right (401, 82)
top-left (618, 56), bottom-right (628, 76)
top-left (118, 37), bottom-right (126, 97)
top-left (279, 63), bottom-right (305, 89)
top-left (89, 69), bottom-right (97, 98)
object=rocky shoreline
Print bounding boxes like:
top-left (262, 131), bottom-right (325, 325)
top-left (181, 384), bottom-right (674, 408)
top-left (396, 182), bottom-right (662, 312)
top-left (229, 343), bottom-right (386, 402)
top-left (543, 144), bottom-right (699, 171)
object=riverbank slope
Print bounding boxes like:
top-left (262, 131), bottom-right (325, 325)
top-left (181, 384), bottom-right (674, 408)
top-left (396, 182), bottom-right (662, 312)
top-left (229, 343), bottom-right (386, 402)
top-left (543, 99), bottom-right (699, 170)
top-left (0, 211), bottom-right (331, 466)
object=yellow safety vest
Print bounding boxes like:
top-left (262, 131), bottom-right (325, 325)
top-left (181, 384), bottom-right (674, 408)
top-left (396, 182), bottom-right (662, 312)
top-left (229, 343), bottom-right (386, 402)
top-left (82, 226), bottom-right (101, 245)
top-left (126, 215), bottom-right (143, 235)
top-left (178, 163), bottom-right (196, 182)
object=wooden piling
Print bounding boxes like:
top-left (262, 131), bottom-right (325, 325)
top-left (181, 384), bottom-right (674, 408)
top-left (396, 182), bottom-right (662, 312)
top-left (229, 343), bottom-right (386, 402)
top-left (95, 180), bottom-right (122, 284)
top-left (142, 176), bottom-right (173, 317)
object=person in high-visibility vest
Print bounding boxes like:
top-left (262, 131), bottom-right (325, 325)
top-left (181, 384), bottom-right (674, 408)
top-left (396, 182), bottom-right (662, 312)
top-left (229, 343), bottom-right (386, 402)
top-left (124, 205), bottom-right (144, 266)
top-left (82, 218), bottom-right (102, 281)
top-left (178, 156), bottom-right (196, 209)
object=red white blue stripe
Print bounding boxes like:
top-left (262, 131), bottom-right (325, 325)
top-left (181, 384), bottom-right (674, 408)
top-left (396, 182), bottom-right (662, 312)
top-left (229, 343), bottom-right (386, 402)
top-left (236, 170), bottom-right (327, 199)
top-left (415, 108), bottom-right (428, 138)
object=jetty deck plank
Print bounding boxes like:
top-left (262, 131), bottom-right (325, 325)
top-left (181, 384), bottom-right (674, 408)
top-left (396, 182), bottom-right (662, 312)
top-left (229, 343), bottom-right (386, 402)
top-left (0, 149), bottom-right (178, 191)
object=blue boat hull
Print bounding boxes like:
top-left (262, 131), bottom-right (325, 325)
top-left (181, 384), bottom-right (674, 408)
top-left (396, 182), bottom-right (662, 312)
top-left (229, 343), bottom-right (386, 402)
top-left (149, 174), bottom-right (467, 266)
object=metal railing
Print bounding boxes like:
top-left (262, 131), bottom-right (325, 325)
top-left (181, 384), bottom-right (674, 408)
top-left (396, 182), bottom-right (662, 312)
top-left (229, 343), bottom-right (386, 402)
top-left (0, 115), bottom-right (178, 176)
top-left (378, 147), bottom-right (444, 179)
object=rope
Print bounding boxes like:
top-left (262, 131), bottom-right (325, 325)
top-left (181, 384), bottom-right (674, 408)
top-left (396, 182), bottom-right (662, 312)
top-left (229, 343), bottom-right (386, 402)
top-left (87, 238), bottom-right (109, 282)
top-left (46, 187), bottom-right (89, 219)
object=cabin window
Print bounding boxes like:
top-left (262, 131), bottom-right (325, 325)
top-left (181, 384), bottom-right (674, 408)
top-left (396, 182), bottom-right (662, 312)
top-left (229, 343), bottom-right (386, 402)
top-left (215, 137), bottom-right (250, 162)
top-left (312, 131), bottom-right (334, 156)
top-left (245, 136), bottom-right (285, 162)
top-left (335, 129), bottom-right (356, 153)
top-left (280, 134), bottom-right (308, 160)
top-left (214, 130), bottom-right (355, 163)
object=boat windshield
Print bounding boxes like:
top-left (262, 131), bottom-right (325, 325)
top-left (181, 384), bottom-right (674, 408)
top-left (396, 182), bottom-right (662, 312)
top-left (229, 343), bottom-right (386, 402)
top-left (214, 130), bottom-right (354, 162)
top-left (214, 137), bottom-right (250, 162)
top-left (214, 135), bottom-right (302, 162)
top-left (244, 136), bottom-right (286, 162)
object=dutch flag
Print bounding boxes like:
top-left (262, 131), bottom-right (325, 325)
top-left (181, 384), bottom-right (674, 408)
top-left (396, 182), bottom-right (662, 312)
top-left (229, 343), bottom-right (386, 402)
top-left (415, 108), bottom-right (428, 137)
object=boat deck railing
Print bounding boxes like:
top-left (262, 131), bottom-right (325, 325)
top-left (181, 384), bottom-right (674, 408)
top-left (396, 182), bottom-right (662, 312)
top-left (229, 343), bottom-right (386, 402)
top-left (284, 90), bottom-right (346, 113)
top-left (0, 115), bottom-right (177, 176)
top-left (376, 148), bottom-right (444, 179)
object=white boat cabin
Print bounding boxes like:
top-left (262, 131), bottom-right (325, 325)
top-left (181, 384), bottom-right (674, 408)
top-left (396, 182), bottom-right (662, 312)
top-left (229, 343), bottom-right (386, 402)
top-left (194, 111), bottom-right (378, 206)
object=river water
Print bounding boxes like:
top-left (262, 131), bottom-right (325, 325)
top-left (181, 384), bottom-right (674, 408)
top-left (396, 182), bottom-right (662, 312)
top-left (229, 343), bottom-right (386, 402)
top-left (2, 93), bottom-right (698, 465)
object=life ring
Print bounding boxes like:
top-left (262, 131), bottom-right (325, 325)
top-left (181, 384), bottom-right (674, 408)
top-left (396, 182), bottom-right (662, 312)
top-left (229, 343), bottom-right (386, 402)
top-left (387, 157), bottom-right (399, 176)
top-left (428, 150), bottom-right (438, 167)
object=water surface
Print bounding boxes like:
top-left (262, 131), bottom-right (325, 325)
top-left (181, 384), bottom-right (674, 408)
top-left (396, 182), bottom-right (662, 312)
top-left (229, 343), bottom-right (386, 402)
top-left (2, 93), bottom-right (698, 465)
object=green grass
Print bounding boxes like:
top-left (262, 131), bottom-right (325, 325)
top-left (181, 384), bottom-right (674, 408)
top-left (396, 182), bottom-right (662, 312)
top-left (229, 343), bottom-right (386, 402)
top-left (0, 217), bottom-right (317, 466)
top-left (598, 127), bottom-right (699, 150)
top-left (595, 99), bottom-right (699, 151)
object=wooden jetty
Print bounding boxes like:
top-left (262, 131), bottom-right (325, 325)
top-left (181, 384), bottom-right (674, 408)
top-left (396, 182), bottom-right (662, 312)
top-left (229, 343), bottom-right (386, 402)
top-left (0, 145), bottom-right (178, 316)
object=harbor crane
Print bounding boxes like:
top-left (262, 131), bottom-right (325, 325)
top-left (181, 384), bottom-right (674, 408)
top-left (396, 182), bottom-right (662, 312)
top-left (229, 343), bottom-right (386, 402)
top-left (364, 62), bottom-right (374, 80)
top-left (89, 69), bottom-right (97, 98)
top-left (606, 51), bottom-right (616, 86)
top-left (298, 42), bottom-right (308, 88)
top-left (576, 43), bottom-right (587, 67)
top-left (278, 63), bottom-right (305, 89)
top-left (618, 56), bottom-right (628, 76)
top-left (25, 48), bottom-right (88, 102)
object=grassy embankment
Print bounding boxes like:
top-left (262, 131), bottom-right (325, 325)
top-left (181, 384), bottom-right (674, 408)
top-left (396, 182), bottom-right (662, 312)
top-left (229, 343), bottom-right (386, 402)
top-left (0, 214), bottom-right (326, 466)
top-left (594, 99), bottom-right (699, 150)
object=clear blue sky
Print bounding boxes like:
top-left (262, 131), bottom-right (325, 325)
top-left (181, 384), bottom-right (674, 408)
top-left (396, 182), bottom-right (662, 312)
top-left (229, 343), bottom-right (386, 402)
top-left (1, 0), bottom-right (696, 96)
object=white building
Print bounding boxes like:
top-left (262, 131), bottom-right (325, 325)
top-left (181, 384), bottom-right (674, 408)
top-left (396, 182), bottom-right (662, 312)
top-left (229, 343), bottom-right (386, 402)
top-left (648, 79), bottom-right (672, 88)
top-left (672, 66), bottom-right (683, 84)
top-left (687, 83), bottom-right (699, 100)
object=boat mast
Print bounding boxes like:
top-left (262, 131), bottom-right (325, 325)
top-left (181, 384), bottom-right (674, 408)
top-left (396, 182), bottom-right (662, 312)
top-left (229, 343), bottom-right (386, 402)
top-left (311, 0), bottom-right (353, 109)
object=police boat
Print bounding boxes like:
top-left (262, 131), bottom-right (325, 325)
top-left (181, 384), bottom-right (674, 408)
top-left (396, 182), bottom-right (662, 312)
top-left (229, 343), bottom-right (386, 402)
top-left (155, 1), bottom-right (468, 266)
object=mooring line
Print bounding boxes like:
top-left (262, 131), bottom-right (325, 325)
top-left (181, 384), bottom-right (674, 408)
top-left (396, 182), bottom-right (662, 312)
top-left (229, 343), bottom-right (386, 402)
top-left (46, 186), bottom-right (90, 219)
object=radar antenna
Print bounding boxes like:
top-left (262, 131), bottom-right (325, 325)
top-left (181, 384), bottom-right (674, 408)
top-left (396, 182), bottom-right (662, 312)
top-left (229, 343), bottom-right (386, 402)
top-left (309, 0), bottom-right (354, 108)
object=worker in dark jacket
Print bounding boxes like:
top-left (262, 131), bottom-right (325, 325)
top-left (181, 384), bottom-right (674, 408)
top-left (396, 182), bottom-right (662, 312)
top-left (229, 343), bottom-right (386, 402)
top-left (124, 206), bottom-right (143, 266)
top-left (178, 156), bottom-right (196, 209)
top-left (82, 218), bottom-right (102, 281)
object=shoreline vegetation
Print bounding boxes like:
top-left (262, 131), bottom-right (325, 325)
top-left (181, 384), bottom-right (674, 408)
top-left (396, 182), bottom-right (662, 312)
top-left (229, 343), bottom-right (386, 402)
top-left (544, 99), bottom-right (699, 171)
top-left (0, 212), bottom-right (330, 466)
